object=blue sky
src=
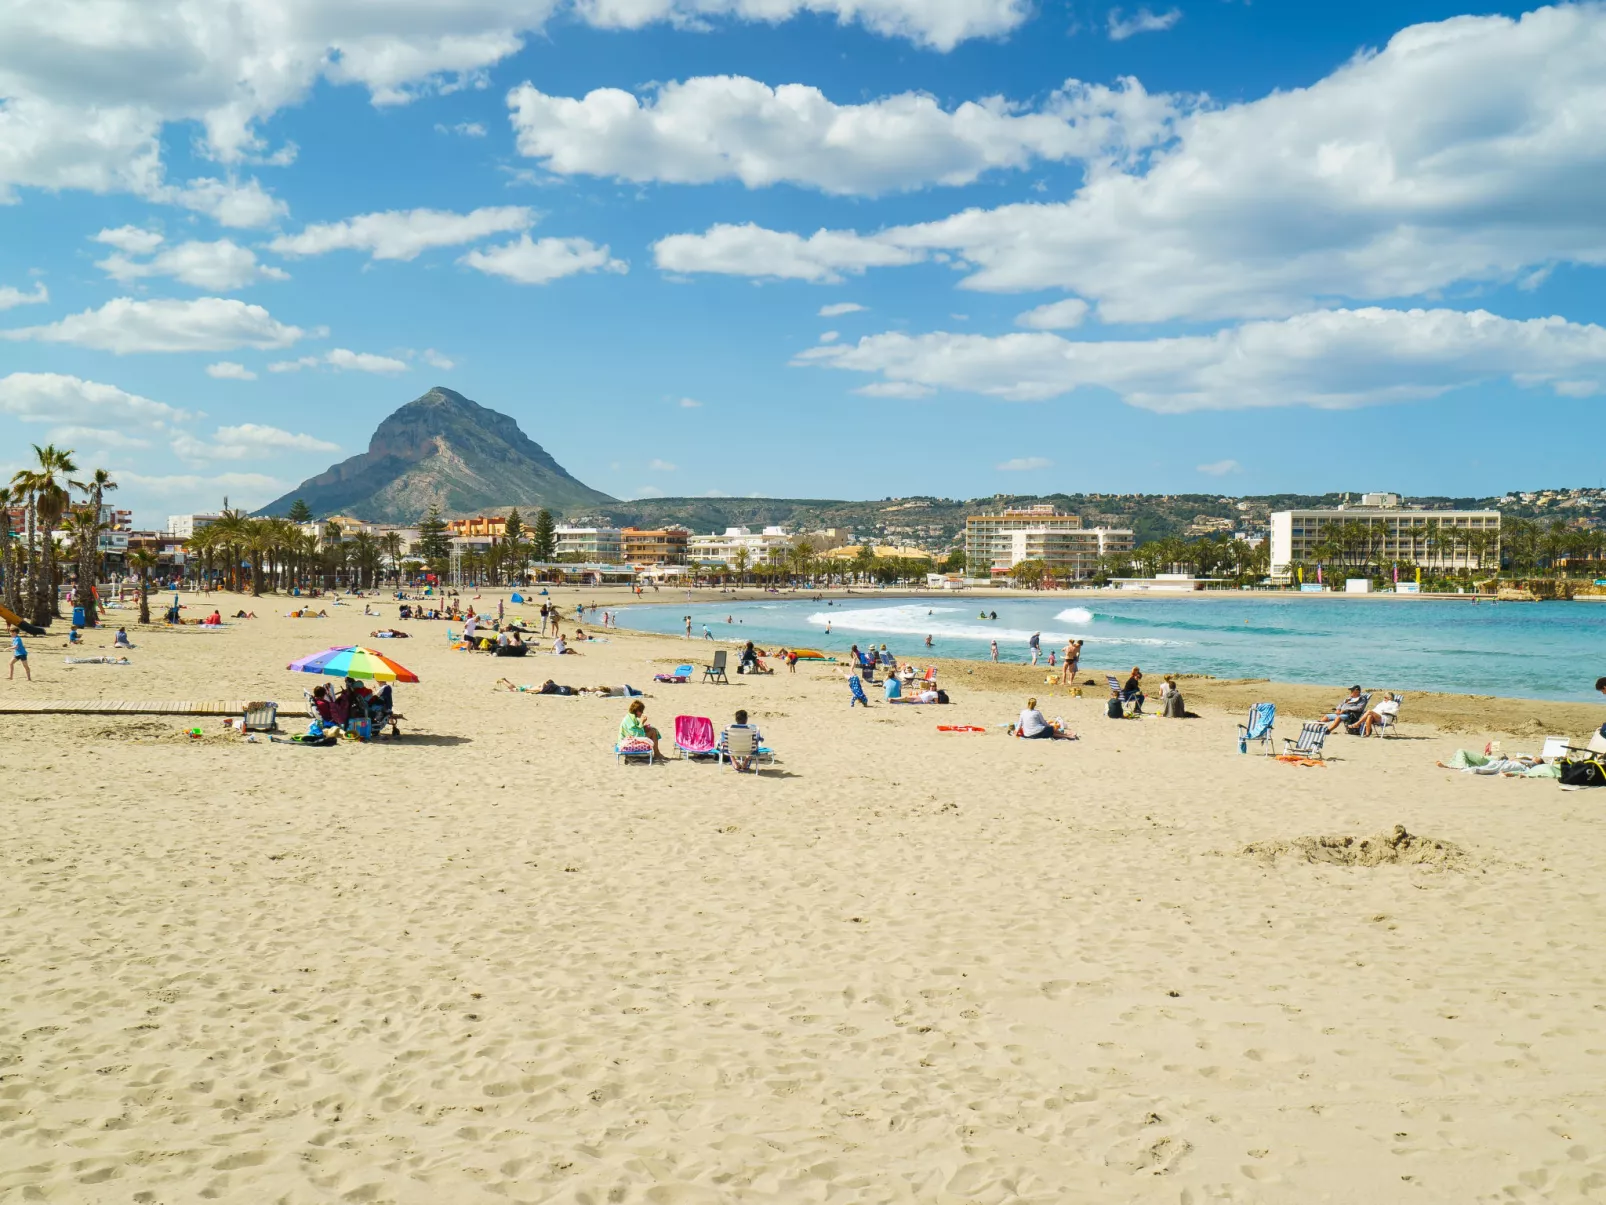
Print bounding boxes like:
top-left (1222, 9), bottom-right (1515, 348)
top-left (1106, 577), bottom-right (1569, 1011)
top-left (2, 0), bottom-right (1604, 524)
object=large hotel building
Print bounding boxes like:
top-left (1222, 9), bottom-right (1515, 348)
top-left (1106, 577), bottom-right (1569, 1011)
top-left (1269, 493), bottom-right (1501, 580)
top-left (964, 505), bottom-right (1134, 581)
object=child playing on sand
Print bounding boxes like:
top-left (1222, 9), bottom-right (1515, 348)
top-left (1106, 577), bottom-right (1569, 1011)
top-left (8, 627), bottom-right (29, 680)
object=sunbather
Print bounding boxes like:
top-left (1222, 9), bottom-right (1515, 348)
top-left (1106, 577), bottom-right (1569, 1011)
top-left (1016, 697), bottom-right (1072, 739)
top-left (720, 709), bottom-right (764, 772)
top-left (1324, 685), bottom-right (1367, 732)
top-left (370, 628), bottom-right (410, 638)
top-left (113, 627), bottom-right (133, 649)
top-left (619, 699), bottom-right (663, 760)
top-left (1159, 675), bottom-right (1186, 718)
top-left (1354, 694), bottom-right (1400, 736)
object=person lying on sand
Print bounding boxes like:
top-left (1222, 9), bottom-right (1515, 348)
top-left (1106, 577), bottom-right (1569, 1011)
top-left (370, 628), bottom-right (410, 638)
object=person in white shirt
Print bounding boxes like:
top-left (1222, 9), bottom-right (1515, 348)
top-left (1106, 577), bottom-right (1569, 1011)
top-left (1017, 698), bottom-right (1061, 740)
top-left (1358, 694), bottom-right (1400, 736)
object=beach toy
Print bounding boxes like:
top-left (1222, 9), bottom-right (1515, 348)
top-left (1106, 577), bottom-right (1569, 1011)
top-left (937, 725), bottom-right (986, 733)
top-left (188, 727), bottom-right (202, 739)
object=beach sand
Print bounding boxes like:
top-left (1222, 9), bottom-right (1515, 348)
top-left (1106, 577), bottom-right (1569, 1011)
top-left (4, 588), bottom-right (1606, 1203)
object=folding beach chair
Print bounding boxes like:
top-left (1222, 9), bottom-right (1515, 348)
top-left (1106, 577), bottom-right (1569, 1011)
top-left (1370, 694), bottom-right (1402, 738)
top-left (1281, 722), bottom-right (1329, 760)
top-left (615, 737), bottom-right (657, 765)
top-left (1106, 674), bottom-right (1138, 716)
top-left (721, 726), bottom-right (763, 773)
top-left (702, 650), bottom-right (729, 684)
top-left (655, 663), bottom-right (695, 683)
top-left (674, 715), bottom-right (717, 759)
top-left (1237, 702), bottom-right (1276, 754)
top-left (849, 675), bottom-right (870, 707)
top-left (242, 701), bottom-right (279, 732)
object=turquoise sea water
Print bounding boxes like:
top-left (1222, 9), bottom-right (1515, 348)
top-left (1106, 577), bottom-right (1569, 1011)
top-left (615, 595), bottom-right (1606, 702)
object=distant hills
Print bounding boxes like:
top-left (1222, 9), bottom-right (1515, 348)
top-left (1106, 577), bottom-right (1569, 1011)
top-left (256, 386), bottom-right (615, 522)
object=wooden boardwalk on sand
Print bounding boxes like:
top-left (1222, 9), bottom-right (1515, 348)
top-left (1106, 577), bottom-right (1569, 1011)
top-left (0, 700), bottom-right (303, 717)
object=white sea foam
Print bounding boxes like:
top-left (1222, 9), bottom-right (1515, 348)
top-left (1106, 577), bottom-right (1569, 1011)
top-left (1055, 607), bottom-right (1094, 624)
top-left (805, 605), bottom-right (1182, 647)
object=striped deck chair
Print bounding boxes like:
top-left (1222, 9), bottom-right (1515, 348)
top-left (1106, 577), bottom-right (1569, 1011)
top-left (1237, 702), bottom-right (1276, 754)
top-left (1281, 722), bottom-right (1328, 760)
top-left (849, 675), bottom-right (870, 708)
top-left (1106, 674), bottom-right (1138, 716)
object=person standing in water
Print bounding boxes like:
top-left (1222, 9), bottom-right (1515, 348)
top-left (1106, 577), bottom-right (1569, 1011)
top-left (1061, 638), bottom-right (1082, 685)
top-left (990, 639), bottom-right (999, 662)
top-left (1028, 632), bottom-right (1041, 665)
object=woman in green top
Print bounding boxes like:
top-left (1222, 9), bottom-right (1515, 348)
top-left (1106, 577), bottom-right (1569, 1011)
top-left (619, 699), bottom-right (662, 760)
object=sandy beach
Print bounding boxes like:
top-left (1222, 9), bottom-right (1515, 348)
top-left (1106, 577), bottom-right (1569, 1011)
top-left (5, 587), bottom-right (1606, 1203)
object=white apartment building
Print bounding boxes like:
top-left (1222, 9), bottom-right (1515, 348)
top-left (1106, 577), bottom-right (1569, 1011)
top-left (687, 525), bottom-right (797, 568)
top-left (964, 505), bottom-right (1135, 581)
top-left (166, 513), bottom-right (221, 538)
top-left (1269, 495), bottom-right (1501, 580)
top-left (554, 524), bottom-right (624, 562)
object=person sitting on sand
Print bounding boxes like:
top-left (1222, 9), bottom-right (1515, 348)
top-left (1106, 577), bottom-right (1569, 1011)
top-left (720, 709), bottom-right (764, 772)
top-left (113, 627), bottom-right (133, 649)
top-left (620, 699), bottom-right (663, 759)
top-left (67, 627), bottom-right (82, 645)
top-left (1159, 675), bottom-right (1186, 718)
top-left (1016, 697), bottom-right (1071, 739)
top-left (205, 610), bottom-right (222, 625)
top-left (1325, 685), bottom-right (1367, 733)
top-left (553, 635), bottom-right (580, 655)
top-left (883, 674), bottom-right (902, 700)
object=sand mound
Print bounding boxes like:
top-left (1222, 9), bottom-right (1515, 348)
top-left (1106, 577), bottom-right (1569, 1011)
top-left (1243, 824), bottom-right (1467, 869)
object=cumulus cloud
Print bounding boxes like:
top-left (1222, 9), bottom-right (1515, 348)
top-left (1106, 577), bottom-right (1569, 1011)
top-left (95, 236), bottom-right (288, 290)
top-left (1016, 299), bottom-right (1089, 329)
top-left (206, 361), bottom-right (257, 381)
top-left (1107, 7), bottom-right (1181, 40)
top-left (819, 302), bottom-right (865, 317)
top-left (94, 227), bottom-right (166, 256)
top-left (663, 8), bottom-right (1606, 323)
top-left (459, 234), bottom-right (627, 284)
top-left (269, 207), bottom-right (535, 262)
top-left (437, 121), bottom-right (488, 137)
top-left (0, 371), bottom-right (188, 428)
top-left (4, 297), bottom-right (304, 354)
top-left (423, 348), bottom-right (456, 370)
top-left (654, 223), bottom-right (922, 283)
top-left (47, 425), bottom-right (151, 450)
top-left (173, 423), bottom-right (339, 463)
top-left (0, 282), bottom-right (47, 310)
top-left (508, 75), bottom-right (1185, 194)
top-left (268, 349), bottom-right (409, 375)
top-left (1196, 459), bottom-right (1241, 476)
top-left (156, 177), bottom-right (288, 228)
top-left (800, 307), bottom-right (1606, 411)
top-left (997, 456), bottom-right (1051, 470)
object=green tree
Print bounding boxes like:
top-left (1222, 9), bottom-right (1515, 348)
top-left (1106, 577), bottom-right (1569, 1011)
top-left (941, 548), bottom-right (967, 574)
top-left (530, 508), bottom-right (556, 562)
top-left (416, 507), bottom-right (451, 569)
top-left (69, 467), bottom-right (116, 626)
top-left (287, 498), bottom-right (313, 523)
top-left (128, 548), bottom-right (157, 624)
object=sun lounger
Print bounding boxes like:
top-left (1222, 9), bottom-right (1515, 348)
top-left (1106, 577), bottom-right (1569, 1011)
top-left (702, 650), bottom-right (730, 684)
top-left (655, 663), bottom-right (694, 683)
top-left (615, 737), bottom-right (657, 765)
top-left (674, 715), bottom-right (718, 759)
top-left (1238, 702), bottom-right (1276, 754)
top-left (1282, 721), bottom-right (1328, 759)
top-left (242, 701), bottom-right (279, 732)
top-left (849, 675), bottom-right (870, 707)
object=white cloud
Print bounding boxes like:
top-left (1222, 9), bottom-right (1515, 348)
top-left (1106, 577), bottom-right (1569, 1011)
top-left (654, 223), bottom-right (922, 283)
top-left (648, 458), bottom-right (677, 471)
top-left (997, 456), bottom-right (1052, 470)
top-left (46, 426), bottom-right (150, 450)
top-left (269, 349), bottom-right (409, 375)
top-left (508, 74), bottom-right (1185, 194)
top-left (1016, 298), bottom-right (1089, 330)
top-left (1553, 380), bottom-right (1602, 399)
top-left (206, 361), bottom-right (258, 381)
top-left (95, 238), bottom-right (288, 290)
top-left (819, 302), bottom-right (865, 317)
top-left (1107, 7), bottom-right (1181, 40)
top-left (94, 227), bottom-right (166, 256)
top-left (854, 381), bottom-right (933, 399)
top-left (423, 348), bottom-right (456, 370)
top-left (800, 307), bottom-right (1606, 411)
top-left (1196, 459), bottom-right (1241, 476)
top-left (270, 207), bottom-right (535, 262)
top-left (158, 177), bottom-right (288, 228)
top-left (0, 282), bottom-right (47, 310)
top-left (113, 471), bottom-right (286, 509)
top-left (173, 423), bottom-right (339, 463)
top-left (436, 121), bottom-right (488, 137)
top-left (4, 297), bottom-right (303, 353)
top-left (0, 372), bottom-right (187, 428)
top-left (677, 397), bottom-right (703, 408)
top-left (819, 330), bottom-right (840, 343)
top-left (459, 234), bottom-right (627, 284)
top-left (578, 0), bottom-right (1026, 50)
top-left (675, 8), bottom-right (1606, 324)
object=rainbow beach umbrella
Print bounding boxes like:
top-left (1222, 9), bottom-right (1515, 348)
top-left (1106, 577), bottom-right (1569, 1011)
top-left (287, 645), bottom-right (419, 683)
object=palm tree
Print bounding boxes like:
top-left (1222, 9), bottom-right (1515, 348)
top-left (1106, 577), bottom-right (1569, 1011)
top-left (381, 532), bottom-right (406, 586)
top-left (0, 485), bottom-right (17, 612)
top-left (69, 467), bottom-right (116, 626)
top-left (128, 548), bottom-right (157, 624)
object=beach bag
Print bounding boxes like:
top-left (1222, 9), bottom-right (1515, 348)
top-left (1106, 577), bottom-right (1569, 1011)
top-left (935, 689), bottom-right (949, 704)
top-left (1560, 759), bottom-right (1606, 788)
top-left (1106, 697), bottom-right (1123, 719)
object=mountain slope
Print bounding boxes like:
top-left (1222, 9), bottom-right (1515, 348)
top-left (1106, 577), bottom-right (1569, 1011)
top-left (256, 386), bottom-right (614, 521)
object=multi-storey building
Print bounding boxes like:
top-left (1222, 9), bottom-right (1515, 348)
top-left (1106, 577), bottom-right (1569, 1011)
top-left (446, 516), bottom-right (508, 539)
top-left (687, 526), bottom-right (797, 568)
top-left (166, 513), bottom-right (221, 538)
top-left (964, 505), bottom-right (1134, 581)
top-left (1269, 494), bottom-right (1501, 580)
top-left (621, 526), bottom-right (689, 565)
top-left (555, 525), bottom-right (625, 562)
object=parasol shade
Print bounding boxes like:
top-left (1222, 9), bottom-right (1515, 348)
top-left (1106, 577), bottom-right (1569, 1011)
top-left (287, 645), bottom-right (419, 683)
